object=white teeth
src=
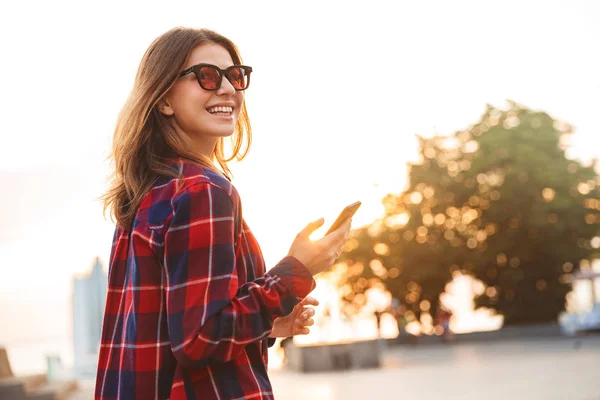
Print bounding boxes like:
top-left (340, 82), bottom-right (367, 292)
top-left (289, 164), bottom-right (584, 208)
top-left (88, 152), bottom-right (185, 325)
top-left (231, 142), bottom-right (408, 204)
top-left (207, 106), bottom-right (233, 114)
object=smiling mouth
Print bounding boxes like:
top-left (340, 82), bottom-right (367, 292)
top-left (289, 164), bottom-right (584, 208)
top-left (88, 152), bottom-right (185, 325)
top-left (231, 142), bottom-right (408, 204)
top-left (206, 106), bottom-right (233, 116)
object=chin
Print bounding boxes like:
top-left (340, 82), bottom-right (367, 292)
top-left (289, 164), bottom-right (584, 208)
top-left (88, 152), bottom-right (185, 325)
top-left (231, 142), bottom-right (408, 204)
top-left (206, 121), bottom-right (237, 138)
top-left (212, 129), bottom-right (236, 138)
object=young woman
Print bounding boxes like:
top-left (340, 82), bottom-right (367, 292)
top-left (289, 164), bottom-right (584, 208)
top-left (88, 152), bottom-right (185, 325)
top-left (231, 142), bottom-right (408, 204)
top-left (95, 27), bottom-right (351, 400)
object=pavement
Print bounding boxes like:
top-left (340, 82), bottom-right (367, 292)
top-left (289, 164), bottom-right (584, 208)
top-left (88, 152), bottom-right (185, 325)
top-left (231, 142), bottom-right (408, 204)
top-left (269, 336), bottom-right (600, 400)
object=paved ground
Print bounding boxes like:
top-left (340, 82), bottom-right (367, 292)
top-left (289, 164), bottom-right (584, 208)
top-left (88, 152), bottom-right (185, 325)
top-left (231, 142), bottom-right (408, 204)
top-left (70, 336), bottom-right (600, 399)
top-left (269, 336), bottom-right (600, 400)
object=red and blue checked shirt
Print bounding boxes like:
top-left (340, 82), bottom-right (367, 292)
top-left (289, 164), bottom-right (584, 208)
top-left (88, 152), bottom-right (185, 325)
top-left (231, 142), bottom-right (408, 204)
top-left (95, 159), bottom-right (316, 400)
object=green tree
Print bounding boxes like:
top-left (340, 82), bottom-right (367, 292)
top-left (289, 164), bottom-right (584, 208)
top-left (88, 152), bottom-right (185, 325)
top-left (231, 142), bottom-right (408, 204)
top-left (340, 102), bottom-right (600, 327)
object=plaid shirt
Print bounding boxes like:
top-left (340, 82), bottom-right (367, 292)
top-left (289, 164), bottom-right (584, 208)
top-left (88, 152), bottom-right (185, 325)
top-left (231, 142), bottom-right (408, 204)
top-left (95, 159), bottom-right (316, 400)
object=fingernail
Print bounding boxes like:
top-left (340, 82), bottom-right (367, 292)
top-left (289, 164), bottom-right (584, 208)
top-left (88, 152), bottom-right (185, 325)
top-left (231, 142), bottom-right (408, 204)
top-left (302, 313), bottom-right (308, 319)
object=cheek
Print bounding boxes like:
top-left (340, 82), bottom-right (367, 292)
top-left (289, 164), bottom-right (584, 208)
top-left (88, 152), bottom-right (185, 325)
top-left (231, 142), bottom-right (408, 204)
top-left (173, 82), bottom-right (209, 104)
top-left (174, 91), bottom-right (210, 118)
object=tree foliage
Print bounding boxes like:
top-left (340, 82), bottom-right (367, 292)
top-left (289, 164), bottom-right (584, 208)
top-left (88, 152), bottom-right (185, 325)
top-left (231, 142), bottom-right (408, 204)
top-left (339, 102), bottom-right (600, 326)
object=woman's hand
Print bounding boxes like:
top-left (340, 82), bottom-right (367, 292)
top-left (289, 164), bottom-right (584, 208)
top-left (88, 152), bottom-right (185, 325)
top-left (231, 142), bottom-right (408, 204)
top-left (288, 218), bottom-right (352, 276)
top-left (269, 296), bottom-right (319, 338)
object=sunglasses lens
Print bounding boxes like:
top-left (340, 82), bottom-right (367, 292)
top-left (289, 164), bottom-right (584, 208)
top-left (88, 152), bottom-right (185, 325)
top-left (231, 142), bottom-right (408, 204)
top-left (198, 66), bottom-right (221, 90)
top-left (227, 67), bottom-right (249, 90)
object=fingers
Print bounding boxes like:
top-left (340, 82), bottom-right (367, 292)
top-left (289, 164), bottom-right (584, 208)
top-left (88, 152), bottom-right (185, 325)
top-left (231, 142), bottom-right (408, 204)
top-left (321, 219), bottom-right (352, 246)
top-left (295, 307), bottom-right (316, 335)
top-left (295, 317), bottom-right (315, 327)
top-left (317, 219), bottom-right (351, 263)
top-left (340, 218), bottom-right (352, 236)
top-left (335, 218), bottom-right (352, 249)
top-left (299, 296), bottom-right (320, 307)
top-left (291, 217), bottom-right (351, 276)
top-left (302, 307), bottom-right (316, 320)
top-left (295, 307), bottom-right (316, 325)
top-left (297, 218), bottom-right (325, 239)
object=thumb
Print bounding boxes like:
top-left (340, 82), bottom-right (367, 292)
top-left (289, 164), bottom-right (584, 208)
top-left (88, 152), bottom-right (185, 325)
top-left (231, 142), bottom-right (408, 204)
top-left (298, 218), bottom-right (324, 238)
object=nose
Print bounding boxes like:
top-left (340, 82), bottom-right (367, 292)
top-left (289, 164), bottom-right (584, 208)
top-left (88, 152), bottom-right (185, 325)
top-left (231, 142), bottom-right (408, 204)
top-left (216, 75), bottom-right (237, 96)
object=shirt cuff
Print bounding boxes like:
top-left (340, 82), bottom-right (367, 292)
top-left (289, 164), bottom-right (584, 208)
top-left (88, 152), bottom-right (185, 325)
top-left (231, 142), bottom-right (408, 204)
top-left (268, 256), bottom-right (316, 315)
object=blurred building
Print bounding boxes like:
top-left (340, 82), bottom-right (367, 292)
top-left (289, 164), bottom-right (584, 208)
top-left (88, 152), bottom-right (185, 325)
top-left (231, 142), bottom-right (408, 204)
top-left (72, 256), bottom-right (107, 378)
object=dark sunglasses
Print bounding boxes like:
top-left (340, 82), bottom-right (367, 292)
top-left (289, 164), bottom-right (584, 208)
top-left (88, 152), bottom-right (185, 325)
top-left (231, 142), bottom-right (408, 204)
top-left (179, 63), bottom-right (252, 91)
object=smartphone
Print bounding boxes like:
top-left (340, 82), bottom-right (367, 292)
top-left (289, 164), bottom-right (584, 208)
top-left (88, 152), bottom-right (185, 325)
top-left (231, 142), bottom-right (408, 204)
top-left (325, 201), bottom-right (362, 235)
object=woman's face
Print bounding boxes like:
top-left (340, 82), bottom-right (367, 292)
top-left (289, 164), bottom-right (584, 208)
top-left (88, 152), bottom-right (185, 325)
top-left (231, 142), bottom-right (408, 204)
top-left (161, 43), bottom-right (244, 157)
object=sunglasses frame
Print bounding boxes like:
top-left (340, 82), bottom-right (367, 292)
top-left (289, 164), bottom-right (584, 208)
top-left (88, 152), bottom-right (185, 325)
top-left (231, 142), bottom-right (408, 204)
top-left (179, 63), bottom-right (253, 91)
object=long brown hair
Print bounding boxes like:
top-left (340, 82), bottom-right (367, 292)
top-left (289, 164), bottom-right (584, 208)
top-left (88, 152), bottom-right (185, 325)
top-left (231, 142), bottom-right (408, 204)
top-left (103, 27), bottom-right (252, 228)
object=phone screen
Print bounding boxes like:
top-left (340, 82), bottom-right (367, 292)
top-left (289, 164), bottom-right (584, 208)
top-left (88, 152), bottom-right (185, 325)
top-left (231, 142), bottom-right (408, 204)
top-left (325, 201), bottom-right (362, 235)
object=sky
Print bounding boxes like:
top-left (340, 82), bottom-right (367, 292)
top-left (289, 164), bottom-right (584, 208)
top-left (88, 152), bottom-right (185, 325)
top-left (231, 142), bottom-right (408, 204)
top-left (1, 0), bottom-right (599, 346)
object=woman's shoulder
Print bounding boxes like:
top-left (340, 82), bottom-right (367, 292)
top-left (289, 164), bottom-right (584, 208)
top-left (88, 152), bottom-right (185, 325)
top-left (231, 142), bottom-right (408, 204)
top-left (136, 159), bottom-right (240, 230)
top-left (152, 158), bottom-right (239, 204)
top-left (178, 159), bottom-right (237, 199)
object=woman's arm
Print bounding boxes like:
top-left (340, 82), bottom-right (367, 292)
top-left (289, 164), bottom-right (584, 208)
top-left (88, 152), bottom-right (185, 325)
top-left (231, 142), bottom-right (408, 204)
top-left (163, 181), bottom-right (315, 368)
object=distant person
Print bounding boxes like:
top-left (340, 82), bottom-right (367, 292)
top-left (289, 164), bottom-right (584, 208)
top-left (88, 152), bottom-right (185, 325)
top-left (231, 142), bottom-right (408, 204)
top-left (436, 308), bottom-right (454, 342)
top-left (391, 299), bottom-right (409, 341)
top-left (374, 310), bottom-right (383, 338)
top-left (95, 27), bottom-right (351, 400)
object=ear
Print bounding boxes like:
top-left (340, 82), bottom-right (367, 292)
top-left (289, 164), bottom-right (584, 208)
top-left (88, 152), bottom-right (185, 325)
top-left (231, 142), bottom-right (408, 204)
top-left (157, 97), bottom-right (174, 116)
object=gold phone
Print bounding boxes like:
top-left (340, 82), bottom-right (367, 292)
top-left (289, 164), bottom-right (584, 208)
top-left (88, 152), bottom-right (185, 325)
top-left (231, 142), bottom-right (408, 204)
top-left (325, 201), bottom-right (362, 235)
